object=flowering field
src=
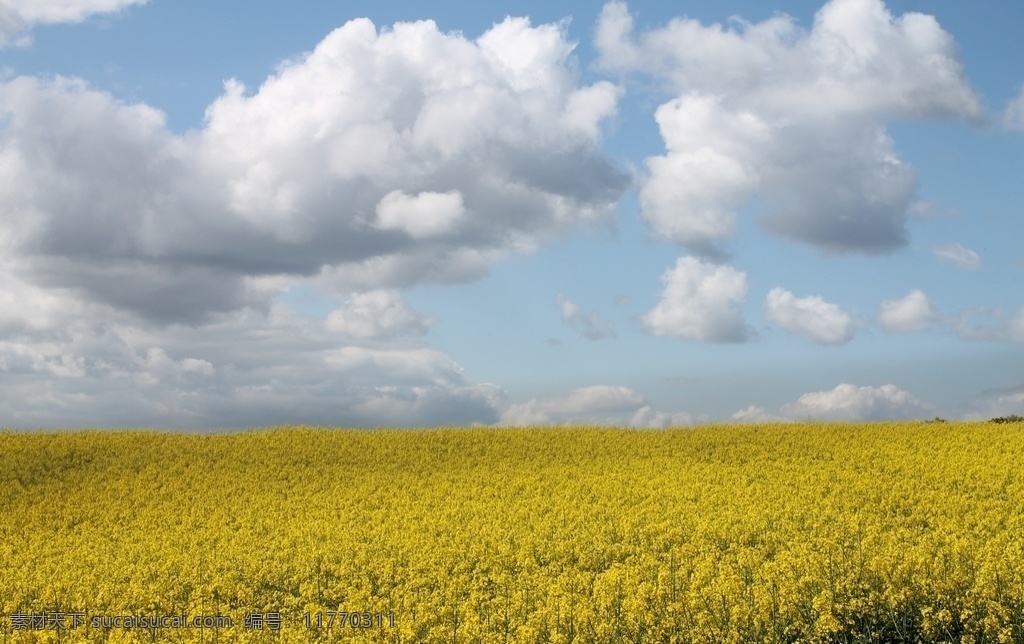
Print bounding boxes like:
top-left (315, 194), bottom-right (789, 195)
top-left (2, 422), bottom-right (1023, 643)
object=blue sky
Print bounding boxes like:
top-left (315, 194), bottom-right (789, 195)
top-left (0, 0), bottom-right (1021, 429)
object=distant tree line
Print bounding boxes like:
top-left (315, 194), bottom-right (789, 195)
top-left (989, 414), bottom-right (1024, 424)
top-left (922, 415), bottom-right (1023, 423)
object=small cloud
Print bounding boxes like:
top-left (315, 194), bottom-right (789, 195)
top-left (933, 242), bottom-right (982, 269)
top-left (908, 199), bottom-right (935, 218)
top-left (557, 294), bottom-right (616, 340)
top-left (0, 0), bottom-right (148, 47)
top-left (908, 200), bottom-right (960, 219)
top-left (1003, 86), bottom-right (1024, 131)
top-left (613, 294), bottom-right (632, 306)
top-left (877, 289), bottom-right (940, 332)
top-left (643, 256), bottom-right (754, 343)
top-left (765, 287), bottom-right (855, 345)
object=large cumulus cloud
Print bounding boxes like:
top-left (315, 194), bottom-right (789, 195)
top-left (0, 16), bottom-right (627, 324)
top-left (596, 0), bottom-right (982, 258)
top-left (0, 14), bottom-right (629, 428)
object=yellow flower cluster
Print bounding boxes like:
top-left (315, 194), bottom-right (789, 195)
top-left (1, 422), bottom-right (1023, 642)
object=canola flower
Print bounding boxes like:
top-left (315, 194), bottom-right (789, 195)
top-left (1, 422), bottom-right (1023, 643)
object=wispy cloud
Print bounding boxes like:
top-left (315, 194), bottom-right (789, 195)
top-left (557, 295), bottom-right (616, 340)
top-left (1003, 85), bottom-right (1024, 131)
top-left (952, 307), bottom-right (1024, 344)
top-left (933, 242), bottom-right (982, 269)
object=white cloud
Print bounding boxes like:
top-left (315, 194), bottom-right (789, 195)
top-left (765, 287), bottom-right (855, 344)
top-left (557, 294), bottom-right (615, 340)
top-left (325, 290), bottom-right (431, 339)
top-left (201, 16), bottom-right (625, 251)
top-left (498, 385), bottom-right (695, 427)
top-left (1004, 86), bottom-right (1024, 131)
top-left (596, 0), bottom-right (982, 256)
top-left (0, 15), bottom-right (627, 324)
top-left (0, 0), bottom-right (147, 46)
top-left (642, 256), bottom-right (754, 343)
top-left (733, 383), bottom-right (934, 422)
top-left (2, 0), bottom-right (145, 23)
top-left (782, 383), bottom-right (933, 421)
top-left (951, 307), bottom-right (1024, 344)
top-left (933, 242), bottom-right (982, 269)
top-left (877, 289), bottom-right (940, 332)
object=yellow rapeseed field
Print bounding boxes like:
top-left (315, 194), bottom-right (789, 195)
top-left (1, 422), bottom-right (1023, 643)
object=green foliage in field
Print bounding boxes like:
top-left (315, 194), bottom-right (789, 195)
top-left (1, 422), bottom-right (1023, 642)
